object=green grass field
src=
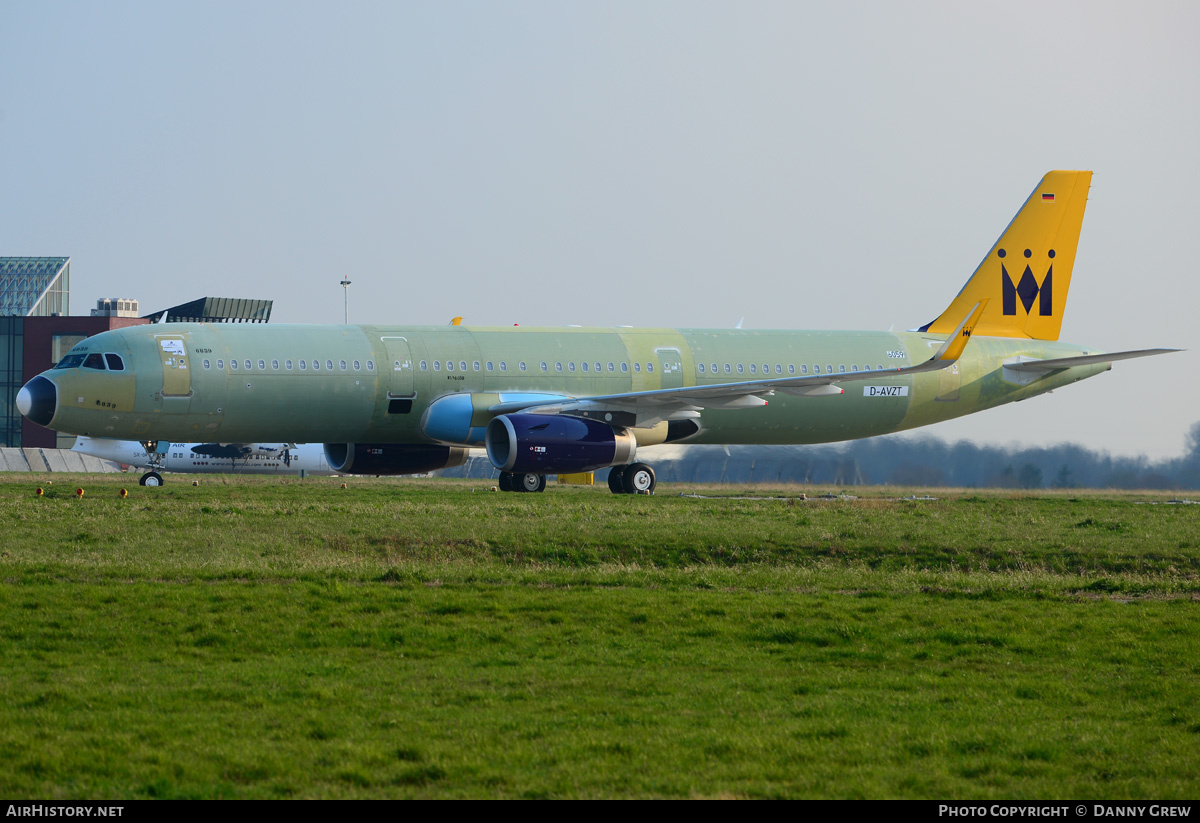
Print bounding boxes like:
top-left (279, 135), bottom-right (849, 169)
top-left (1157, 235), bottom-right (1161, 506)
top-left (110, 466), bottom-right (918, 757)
top-left (1, 474), bottom-right (1197, 798)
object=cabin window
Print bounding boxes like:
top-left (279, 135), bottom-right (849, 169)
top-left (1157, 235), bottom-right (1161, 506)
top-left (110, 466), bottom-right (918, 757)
top-left (750, 364), bottom-right (757, 374)
top-left (764, 364), bottom-right (770, 374)
top-left (790, 365), bottom-right (797, 375)
top-left (446, 361), bottom-right (454, 371)
top-left (608, 362), bottom-right (615, 372)
top-left (353, 360), bottom-right (360, 370)
top-left (621, 363), bottom-right (628, 373)
top-left (203, 359), bottom-right (211, 370)
top-left (540, 361), bottom-right (548, 372)
top-left (367, 361), bottom-right (374, 371)
top-left (852, 365), bottom-right (859, 372)
top-left (878, 365), bottom-right (883, 370)
top-left (259, 360), bottom-right (266, 370)
top-left (459, 361), bottom-right (466, 372)
top-left (327, 360), bottom-right (334, 370)
top-left (826, 364), bottom-right (833, 374)
top-left (776, 364), bottom-right (782, 374)
top-left (646, 362), bottom-right (653, 373)
top-left (487, 361), bottom-right (495, 371)
top-left (105, 353), bottom-right (125, 371)
top-left (736, 364), bottom-right (743, 374)
top-left (298, 360), bottom-right (305, 370)
top-left (698, 363), bottom-right (706, 373)
top-left (245, 360), bottom-right (252, 370)
top-left (813, 364), bottom-right (820, 373)
top-left (499, 361), bottom-right (507, 371)
top-left (340, 360), bottom-right (348, 370)
top-left (217, 359), bottom-right (225, 370)
top-left (272, 360), bottom-right (280, 370)
top-left (839, 365), bottom-right (846, 373)
top-left (285, 360), bottom-right (292, 370)
top-left (473, 361), bottom-right (481, 371)
top-left (555, 362), bottom-right (563, 372)
top-left (432, 361), bottom-right (440, 371)
top-left (419, 360), bottom-right (427, 371)
top-left (519, 361), bottom-right (527, 372)
top-left (231, 360), bottom-right (239, 371)
top-left (581, 361), bottom-right (589, 372)
top-left (569, 362), bottom-right (576, 372)
top-left (723, 364), bottom-right (731, 374)
top-left (711, 363), bottom-right (717, 374)
top-left (594, 362), bottom-right (601, 373)
top-left (311, 360), bottom-right (319, 370)
top-left (633, 362), bottom-right (641, 373)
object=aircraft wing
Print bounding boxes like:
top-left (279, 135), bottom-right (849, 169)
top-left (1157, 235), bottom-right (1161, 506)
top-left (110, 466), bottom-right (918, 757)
top-left (490, 302), bottom-right (987, 427)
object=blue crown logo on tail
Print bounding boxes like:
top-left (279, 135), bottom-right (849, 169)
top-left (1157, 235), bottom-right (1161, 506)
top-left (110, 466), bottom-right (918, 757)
top-left (999, 248), bottom-right (1054, 316)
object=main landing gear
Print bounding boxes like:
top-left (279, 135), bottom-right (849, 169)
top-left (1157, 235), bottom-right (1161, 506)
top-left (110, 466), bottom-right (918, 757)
top-left (139, 471), bottom-right (164, 487)
top-left (606, 463), bottom-right (656, 495)
top-left (497, 471), bottom-right (547, 493)
top-left (496, 464), bottom-right (656, 494)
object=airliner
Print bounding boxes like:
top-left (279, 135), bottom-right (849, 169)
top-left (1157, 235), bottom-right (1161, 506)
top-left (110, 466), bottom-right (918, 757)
top-left (70, 436), bottom-right (334, 486)
top-left (17, 171), bottom-right (1178, 493)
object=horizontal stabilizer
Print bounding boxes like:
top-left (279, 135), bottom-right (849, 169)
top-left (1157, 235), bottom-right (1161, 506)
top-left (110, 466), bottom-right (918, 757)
top-left (1004, 348), bottom-right (1182, 373)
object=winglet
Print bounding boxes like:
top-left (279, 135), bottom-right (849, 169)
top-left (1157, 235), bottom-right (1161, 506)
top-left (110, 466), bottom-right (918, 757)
top-left (449, 316), bottom-right (463, 326)
top-left (931, 300), bottom-right (987, 362)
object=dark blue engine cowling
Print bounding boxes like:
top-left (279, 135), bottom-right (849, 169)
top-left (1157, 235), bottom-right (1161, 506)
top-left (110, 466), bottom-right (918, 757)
top-left (485, 413), bottom-right (636, 474)
top-left (324, 443), bottom-right (469, 475)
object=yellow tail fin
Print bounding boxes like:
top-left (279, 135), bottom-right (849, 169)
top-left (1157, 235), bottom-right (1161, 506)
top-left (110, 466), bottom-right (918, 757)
top-left (921, 170), bottom-right (1092, 341)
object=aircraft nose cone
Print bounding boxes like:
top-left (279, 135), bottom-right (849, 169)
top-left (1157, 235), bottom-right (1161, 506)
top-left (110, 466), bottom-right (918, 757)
top-left (17, 376), bottom-right (58, 427)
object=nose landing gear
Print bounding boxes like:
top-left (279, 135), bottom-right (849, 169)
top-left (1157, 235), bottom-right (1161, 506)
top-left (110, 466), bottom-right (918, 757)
top-left (137, 440), bottom-right (168, 487)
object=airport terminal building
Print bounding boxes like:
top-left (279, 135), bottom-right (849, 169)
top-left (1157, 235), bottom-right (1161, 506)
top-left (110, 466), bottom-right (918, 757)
top-left (1, 256), bottom-right (271, 448)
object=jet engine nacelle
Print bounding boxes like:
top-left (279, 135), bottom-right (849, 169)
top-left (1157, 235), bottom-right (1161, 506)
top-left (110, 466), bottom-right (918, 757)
top-left (485, 413), bottom-right (636, 474)
top-left (324, 443), bottom-right (469, 475)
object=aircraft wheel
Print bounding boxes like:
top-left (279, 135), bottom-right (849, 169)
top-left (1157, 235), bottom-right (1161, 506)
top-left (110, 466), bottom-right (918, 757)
top-left (607, 466), bottom-right (627, 494)
top-left (621, 463), bottom-right (656, 495)
top-left (140, 471), bottom-right (164, 487)
top-left (498, 471), bottom-right (513, 492)
top-left (516, 472), bottom-right (546, 493)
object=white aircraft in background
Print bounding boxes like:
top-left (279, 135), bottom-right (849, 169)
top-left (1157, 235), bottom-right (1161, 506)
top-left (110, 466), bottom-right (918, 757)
top-left (71, 436), bottom-right (334, 486)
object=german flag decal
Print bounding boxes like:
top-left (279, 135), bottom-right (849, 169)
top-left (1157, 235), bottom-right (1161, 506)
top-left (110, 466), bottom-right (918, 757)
top-left (1042, 193), bottom-right (1055, 202)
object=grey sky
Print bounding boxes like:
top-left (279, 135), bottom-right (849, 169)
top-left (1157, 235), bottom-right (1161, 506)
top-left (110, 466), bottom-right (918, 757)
top-left (2, 1), bottom-right (1196, 458)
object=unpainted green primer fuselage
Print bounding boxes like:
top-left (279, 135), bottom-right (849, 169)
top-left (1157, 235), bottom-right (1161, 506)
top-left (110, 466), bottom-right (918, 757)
top-left (34, 323), bottom-right (1108, 447)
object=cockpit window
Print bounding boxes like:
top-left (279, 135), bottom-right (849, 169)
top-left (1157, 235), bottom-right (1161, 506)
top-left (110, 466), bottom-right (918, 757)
top-left (104, 353), bottom-right (125, 371)
top-left (54, 353), bottom-right (87, 369)
top-left (83, 353), bottom-right (106, 370)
